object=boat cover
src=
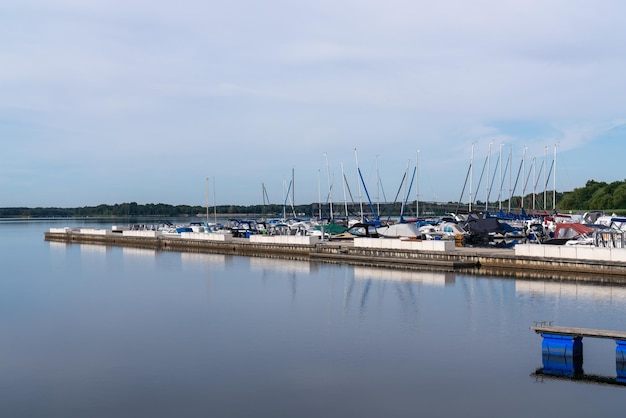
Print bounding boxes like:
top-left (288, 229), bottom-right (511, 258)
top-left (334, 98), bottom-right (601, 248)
top-left (464, 218), bottom-right (509, 235)
top-left (553, 223), bottom-right (594, 239)
top-left (378, 222), bottom-right (420, 238)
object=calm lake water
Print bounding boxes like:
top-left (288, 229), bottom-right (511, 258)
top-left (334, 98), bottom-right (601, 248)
top-left (1, 218), bottom-right (625, 417)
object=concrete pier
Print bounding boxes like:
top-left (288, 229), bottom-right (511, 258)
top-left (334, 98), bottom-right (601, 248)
top-left (44, 230), bottom-right (626, 283)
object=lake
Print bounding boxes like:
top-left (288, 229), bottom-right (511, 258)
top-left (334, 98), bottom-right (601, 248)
top-left (1, 218), bottom-right (624, 417)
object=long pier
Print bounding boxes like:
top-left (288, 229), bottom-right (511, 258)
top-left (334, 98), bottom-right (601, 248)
top-left (43, 229), bottom-right (626, 283)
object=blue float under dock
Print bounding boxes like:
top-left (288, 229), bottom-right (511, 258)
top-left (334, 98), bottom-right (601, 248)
top-left (531, 325), bottom-right (626, 381)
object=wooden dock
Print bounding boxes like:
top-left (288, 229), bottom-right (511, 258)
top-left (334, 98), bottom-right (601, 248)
top-left (530, 324), bottom-right (626, 382)
top-left (530, 325), bottom-right (626, 341)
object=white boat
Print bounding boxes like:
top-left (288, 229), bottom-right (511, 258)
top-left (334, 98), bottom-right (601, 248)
top-left (377, 222), bottom-right (421, 238)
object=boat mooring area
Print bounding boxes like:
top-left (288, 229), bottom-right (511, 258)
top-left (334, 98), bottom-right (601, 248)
top-left (44, 228), bottom-right (626, 283)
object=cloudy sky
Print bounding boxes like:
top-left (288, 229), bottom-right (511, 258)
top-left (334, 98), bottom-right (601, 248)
top-left (2, 0), bottom-right (625, 208)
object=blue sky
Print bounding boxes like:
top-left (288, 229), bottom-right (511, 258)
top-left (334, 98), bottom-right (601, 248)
top-left (2, 0), bottom-right (626, 208)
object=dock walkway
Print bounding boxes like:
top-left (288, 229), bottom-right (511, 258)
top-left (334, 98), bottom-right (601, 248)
top-left (530, 324), bottom-right (626, 382)
top-left (44, 230), bottom-right (626, 283)
top-left (530, 325), bottom-right (626, 340)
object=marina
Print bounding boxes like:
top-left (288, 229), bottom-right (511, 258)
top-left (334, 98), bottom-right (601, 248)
top-left (45, 225), bottom-right (626, 283)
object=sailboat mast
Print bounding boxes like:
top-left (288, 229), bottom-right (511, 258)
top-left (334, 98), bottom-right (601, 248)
top-left (206, 177), bottom-right (209, 224)
top-left (532, 157), bottom-right (536, 211)
top-left (212, 177), bottom-right (217, 223)
top-left (522, 147), bottom-right (527, 210)
top-left (543, 145), bottom-right (548, 212)
top-left (261, 182), bottom-right (267, 219)
top-left (508, 145), bottom-right (512, 213)
top-left (376, 155), bottom-right (380, 218)
top-left (486, 141), bottom-right (492, 212)
top-left (498, 143), bottom-right (503, 211)
top-left (317, 169), bottom-right (322, 220)
top-left (416, 150), bottom-right (420, 218)
top-left (553, 144), bottom-right (557, 211)
top-left (402, 159), bottom-right (409, 218)
top-left (324, 153), bottom-right (333, 221)
top-left (469, 143), bottom-right (474, 213)
top-left (355, 149), bottom-right (364, 222)
top-left (341, 162), bottom-right (349, 218)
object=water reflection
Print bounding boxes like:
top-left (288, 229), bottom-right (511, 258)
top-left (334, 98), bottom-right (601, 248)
top-left (10, 220), bottom-right (626, 416)
top-left (249, 257), bottom-right (313, 274)
top-left (48, 241), bottom-right (68, 250)
top-left (516, 280), bottom-right (626, 302)
top-left (121, 247), bottom-right (156, 258)
top-left (354, 266), bottom-right (456, 286)
top-left (181, 252), bottom-right (226, 267)
top-left (533, 366), bottom-right (626, 387)
top-left (78, 243), bottom-right (107, 254)
top-left (540, 352), bottom-right (584, 377)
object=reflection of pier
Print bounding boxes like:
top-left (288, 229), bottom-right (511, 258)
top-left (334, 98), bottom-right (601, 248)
top-left (78, 243), bottom-right (108, 254)
top-left (532, 367), bottom-right (626, 387)
top-left (354, 267), bottom-right (455, 286)
top-left (530, 325), bottom-right (626, 383)
top-left (343, 268), bottom-right (457, 324)
top-left (181, 252), bottom-right (226, 266)
top-left (516, 280), bottom-right (626, 302)
top-left (122, 247), bottom-right (156, 257)
top-left (249, 258), bottom-right (313, 274)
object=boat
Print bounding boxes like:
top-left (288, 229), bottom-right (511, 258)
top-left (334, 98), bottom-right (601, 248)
top-left (542, 223), bottom-right (615, 246)
top-left (377, 222), bottom-right (422, 239)
top-left (329, 222), bottom-right (381, 240)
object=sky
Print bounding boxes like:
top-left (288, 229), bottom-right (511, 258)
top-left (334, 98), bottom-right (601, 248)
top-left (2, 0), bottom-right (626, 208)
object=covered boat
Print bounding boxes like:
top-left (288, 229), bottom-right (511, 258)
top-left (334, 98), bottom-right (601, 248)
top-left (543, 223), bottom-right (595, 245)
top-left (377, 222), bottom-right (421, 238)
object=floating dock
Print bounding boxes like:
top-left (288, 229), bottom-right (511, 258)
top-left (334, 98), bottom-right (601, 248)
top-left (530, 324), bottom-right (626, 382)
top-left (44, 228), bottom-right (626, 283)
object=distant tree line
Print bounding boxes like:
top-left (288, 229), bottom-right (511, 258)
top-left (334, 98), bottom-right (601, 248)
top-left (0, 201), bottom-right (445, 218)
top-left (0, 202), bottom-right (316, 218)
top-left (559, 180), bottom-right (626, 211)
top-left (2, 181), bottom-right (623, 218)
